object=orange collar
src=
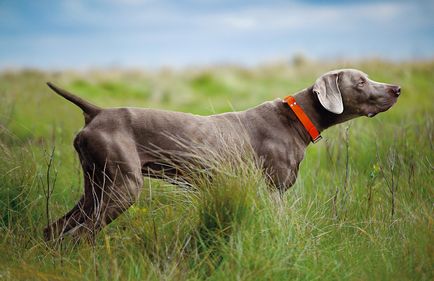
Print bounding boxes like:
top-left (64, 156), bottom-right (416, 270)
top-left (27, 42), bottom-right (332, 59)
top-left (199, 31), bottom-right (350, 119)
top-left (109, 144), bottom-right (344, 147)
top-left (283, 96), bottom-right (322, 143)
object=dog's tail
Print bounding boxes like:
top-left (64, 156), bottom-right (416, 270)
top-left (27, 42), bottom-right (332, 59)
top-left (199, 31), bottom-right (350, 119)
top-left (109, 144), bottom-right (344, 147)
top-left (47, 82), bottom-right (102, 124)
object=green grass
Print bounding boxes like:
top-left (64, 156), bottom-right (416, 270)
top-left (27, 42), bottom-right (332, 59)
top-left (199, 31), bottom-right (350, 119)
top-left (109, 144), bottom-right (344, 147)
top-left (0, 60), bottom-right (433, 280)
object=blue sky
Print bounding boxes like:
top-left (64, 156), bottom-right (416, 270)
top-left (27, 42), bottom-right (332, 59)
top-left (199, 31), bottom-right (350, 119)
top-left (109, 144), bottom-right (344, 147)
top-left (0, 0), bottom-right (433, 69)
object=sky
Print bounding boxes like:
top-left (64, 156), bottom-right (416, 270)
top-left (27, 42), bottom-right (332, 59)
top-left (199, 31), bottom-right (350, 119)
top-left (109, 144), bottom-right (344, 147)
top-left (0, 0), bottom-right (433, 69)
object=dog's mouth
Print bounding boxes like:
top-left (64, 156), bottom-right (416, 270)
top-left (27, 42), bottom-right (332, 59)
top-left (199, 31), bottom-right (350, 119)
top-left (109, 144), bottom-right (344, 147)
top-left (366, 96), bottom-right (398, 118)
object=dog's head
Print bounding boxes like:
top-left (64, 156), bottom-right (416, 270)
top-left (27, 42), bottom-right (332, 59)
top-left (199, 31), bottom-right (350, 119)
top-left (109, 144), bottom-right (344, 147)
top-left (312, 69), bottom-right (400, 118)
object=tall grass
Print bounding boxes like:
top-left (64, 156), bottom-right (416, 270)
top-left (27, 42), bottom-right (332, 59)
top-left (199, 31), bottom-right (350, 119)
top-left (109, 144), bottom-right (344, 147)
top-left (0, 60), bottom-right (433, 280)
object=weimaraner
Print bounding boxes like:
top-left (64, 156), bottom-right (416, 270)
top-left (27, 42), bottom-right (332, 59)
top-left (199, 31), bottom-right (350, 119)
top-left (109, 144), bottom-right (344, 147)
top-left (44, 69), bottom-right (400, 240)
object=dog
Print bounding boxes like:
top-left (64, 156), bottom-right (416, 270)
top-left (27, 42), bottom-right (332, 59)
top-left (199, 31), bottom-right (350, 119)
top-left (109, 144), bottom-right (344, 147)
top-left (44, 69), bottom-right (400, 240)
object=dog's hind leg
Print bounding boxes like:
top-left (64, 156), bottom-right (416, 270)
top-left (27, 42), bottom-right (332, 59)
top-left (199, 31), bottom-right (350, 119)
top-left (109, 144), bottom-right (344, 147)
top-left (43, 168), bottom-right (100, 241)
top-left (70, 162), bottom-right (143, 241)
top-left (43, 138), bottom-right (96, 241)
top-left (43, 195), bottom-right (84, 241)
top-left (43, 151), bottom-right (105, 241)
top-left (68, 130), bottom-right (143, 241)
top-left (44, 130), bottom-right (143, 241)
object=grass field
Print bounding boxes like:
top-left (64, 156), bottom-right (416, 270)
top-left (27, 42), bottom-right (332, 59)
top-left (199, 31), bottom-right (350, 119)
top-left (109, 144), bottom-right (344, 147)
top-left (0, 60), bottom-right (433, 280)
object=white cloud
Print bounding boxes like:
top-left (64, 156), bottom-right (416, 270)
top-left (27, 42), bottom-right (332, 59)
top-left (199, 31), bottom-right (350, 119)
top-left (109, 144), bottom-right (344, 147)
top-left (207, 2), bottom-right (412, 31)
top-left (107, 0), bottom-right (156, 5)
top-left (52, 1), bottom-right (424, 35)
top-left (220, 16), bottom-right (258, 30)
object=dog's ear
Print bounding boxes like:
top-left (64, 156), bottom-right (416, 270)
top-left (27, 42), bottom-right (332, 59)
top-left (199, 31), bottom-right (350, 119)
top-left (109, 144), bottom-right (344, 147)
top-left (312, 72), bottom-right (343, 114)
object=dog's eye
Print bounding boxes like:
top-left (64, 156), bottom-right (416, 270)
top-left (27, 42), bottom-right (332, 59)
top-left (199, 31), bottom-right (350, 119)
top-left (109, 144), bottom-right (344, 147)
top-left (357, 80), bottom-right (365, 87)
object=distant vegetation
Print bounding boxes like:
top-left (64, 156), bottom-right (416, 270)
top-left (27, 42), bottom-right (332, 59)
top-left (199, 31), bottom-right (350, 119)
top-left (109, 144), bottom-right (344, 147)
top-left (0, 60), bottom-right (433, 280)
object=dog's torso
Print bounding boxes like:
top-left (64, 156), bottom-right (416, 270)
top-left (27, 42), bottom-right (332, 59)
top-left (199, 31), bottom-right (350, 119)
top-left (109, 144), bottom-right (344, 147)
top-left (77, 98), bottom-right (308, 189)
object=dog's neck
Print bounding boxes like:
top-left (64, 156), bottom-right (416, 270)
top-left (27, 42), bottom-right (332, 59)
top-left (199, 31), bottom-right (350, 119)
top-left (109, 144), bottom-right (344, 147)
top-left (293, 86), bottom-right (342, 133)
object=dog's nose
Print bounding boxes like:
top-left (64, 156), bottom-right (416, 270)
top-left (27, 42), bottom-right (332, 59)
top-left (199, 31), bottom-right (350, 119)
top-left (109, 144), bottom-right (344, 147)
top-left (390, 86), bottom-right (401, 97)
top-left (393, 86), bottom-right (401, 97)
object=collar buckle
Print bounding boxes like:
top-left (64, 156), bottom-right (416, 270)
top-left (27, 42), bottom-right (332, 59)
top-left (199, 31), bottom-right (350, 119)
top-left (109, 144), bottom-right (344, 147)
top-left (312, 135), bottom-right (323, 144)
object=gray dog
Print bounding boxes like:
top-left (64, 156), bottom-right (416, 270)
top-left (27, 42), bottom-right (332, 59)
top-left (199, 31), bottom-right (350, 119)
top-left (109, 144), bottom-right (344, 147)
top-left (44, 69), bottom-right (400, 240)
